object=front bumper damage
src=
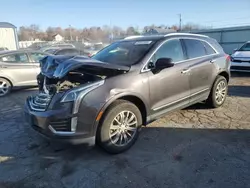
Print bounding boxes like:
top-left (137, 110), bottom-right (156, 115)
top-left (24, 96), bottom-right (95, 145)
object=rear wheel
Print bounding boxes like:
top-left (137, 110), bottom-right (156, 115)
top-left (206, 76), bottom-right (228, 108)
top-left (97, 100), bottom-right (142, 154)
top-left (0, 78), bottom-right (11, 97)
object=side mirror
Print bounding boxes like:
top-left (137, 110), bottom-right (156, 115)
top-left (155, 58), bottom-right (174, 70)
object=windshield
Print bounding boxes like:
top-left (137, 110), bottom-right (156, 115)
top-left (92, 40), bottom-right (155, 66)
top-left (238, 43), bottom-right (250, 51)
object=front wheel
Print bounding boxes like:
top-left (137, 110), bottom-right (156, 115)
top-left (206, 76), bottom-right (228, 108)
top-left (97, 100), bottom-right (142, 154)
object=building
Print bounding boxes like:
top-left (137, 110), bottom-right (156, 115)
top-left (0, 22), bottom-right (19, 50)
top-left (144, 27), bottom-right (177, 35)
top-left (190, 26), bottom-right (250, 54)
top-left (53, 34), bottom-right (64, 42)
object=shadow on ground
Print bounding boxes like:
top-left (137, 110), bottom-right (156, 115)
top-left (231, 72), bottom-right (250, 78)
top-left (228, 85), bottom-right (250, 97)
top-left (0, 127), bottom-right (249, 188)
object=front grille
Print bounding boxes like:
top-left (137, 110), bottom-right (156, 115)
top-left (232, 58), bottom-right (250, 63)
top-left (50, 118), bottom-right (71, 132)
top-left (231, 66), bottom-right (250, 71)
top-left (29, 93), bottom-right (52, 111)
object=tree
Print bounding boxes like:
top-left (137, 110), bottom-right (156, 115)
top-left (126, 26), bottom-right (137, 35)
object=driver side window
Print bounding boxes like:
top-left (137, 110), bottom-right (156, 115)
top-left (151, 39), bottom-right (185, 65)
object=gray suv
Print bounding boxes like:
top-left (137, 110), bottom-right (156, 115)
top-left (24, 33), bottom-right (230, 154)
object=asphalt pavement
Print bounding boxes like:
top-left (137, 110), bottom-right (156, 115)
top-left (0, 72), bottom-right (249, 188)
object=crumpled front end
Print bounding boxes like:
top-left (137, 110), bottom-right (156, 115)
top-left (24, 55), bottom-right (128, 145)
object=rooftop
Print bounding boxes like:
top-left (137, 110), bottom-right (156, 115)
top-left (0, 22), bottom-right (16, 28)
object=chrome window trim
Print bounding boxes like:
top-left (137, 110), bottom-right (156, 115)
top-left (141, 37), bottom-right (219, 73)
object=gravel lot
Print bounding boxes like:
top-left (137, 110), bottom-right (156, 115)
top-left (0, 73), bottom-right (249, 188)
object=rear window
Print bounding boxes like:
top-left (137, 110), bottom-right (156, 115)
top-left (55, 49), bottom-right (79, 55)
top-left (183, 39), bottom-right (206, 59)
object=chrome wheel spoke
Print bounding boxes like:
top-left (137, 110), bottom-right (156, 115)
top-left (110, 129), bottom-right (119, 137)
top-left (125, 129), bottom-right (132, 137)
top-left (110, 124), bottom-right (120, 130)
top-left (112, 133), bottom-right (120, 144)
top-left (119, 133), bottom-right (123, 145)
top-left (123, 132), bottom-right (128, 143)
top-left (126, 127), bottom-right (136, 132)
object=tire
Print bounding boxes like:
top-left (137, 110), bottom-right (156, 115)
top-left (0, 78), bottom-right (12, 97)
top-left (206, 75), bottom-right (228, 108)
top-left (97, 100), bottom-right (142, 154)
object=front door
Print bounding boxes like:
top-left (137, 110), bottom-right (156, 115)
top-left (0, 53), bottom-right (37, 86)
top-left (146, 38), bottom-right (191, 118)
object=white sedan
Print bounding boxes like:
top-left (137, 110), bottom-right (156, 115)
top-left (230, 42), bottom-right (250, 72)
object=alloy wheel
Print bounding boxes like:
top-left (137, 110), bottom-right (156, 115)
top-left (109, 111), bottom-right (138, 146)
top-left (0, 80), bottom-right (10, 96)
top-left (215, 80), bottom-right (227, 104)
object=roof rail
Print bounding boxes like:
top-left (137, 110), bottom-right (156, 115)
top-left (164, 33), bottom-right (209, 38)
top-left (124, 35), bottom-right (143, 39)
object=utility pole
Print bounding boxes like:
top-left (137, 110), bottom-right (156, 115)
top-left (178, 14), bottom-right (182, 31)
top-left (69, 24), bottom-right (72, 41)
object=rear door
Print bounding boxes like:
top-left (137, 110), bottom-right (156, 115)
top-left (182, 38), bottom-right (216, 101)
top-left (0, 52), bottom-right (37, 86)
top-left (29, 52), bottom-right (47, 75)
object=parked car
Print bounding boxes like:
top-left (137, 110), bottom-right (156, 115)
top-left (46, 48), bottom-right (88, 56)
top-left (84, 45), bottom-right (103, 57)
top-left (230, 41), bottom-right (250, 72)
top-left (40, 43), bottom-right (75, 52)
top-left (24, 33), bottom-right (230, 154)
top-left (0, 50), bottom-right (48, 96)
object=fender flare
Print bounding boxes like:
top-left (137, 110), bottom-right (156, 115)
top-left (92, 92), bottom-right (150, 135)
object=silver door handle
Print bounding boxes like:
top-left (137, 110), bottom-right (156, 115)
top-left (0, 66), bottom-right (7, 68)
top-left (181, 69), bottom-right (190, 74)
top-left (210, 59), bottom-right (216, 63)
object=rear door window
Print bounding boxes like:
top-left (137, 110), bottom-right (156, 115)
top-left (30, 53), bottom-right (46, 62)
top-left (1, 53), bottom-right (29, 63)
top-left (183, 39), bottom-right (206, 59)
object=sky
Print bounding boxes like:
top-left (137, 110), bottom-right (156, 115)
top-left (1, 0), bottom-right (250, 30)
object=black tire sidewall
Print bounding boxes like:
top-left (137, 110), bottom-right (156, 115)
top-left (211, 76), bottom-right (228, 108)
top-left (97, 100), bottom-right (142, 154)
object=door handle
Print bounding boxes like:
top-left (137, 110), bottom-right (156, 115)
top-left (0, 66), bottom-right (7, 68)
top-left (181, 69), bottom-right (190, 74)
top-left (210, 59), bottom-right (216, 63)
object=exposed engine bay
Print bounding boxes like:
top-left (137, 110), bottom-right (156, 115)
top-left (37, 55), bottom-right (130, 95)
top-left (37, 71), bottom-right (103, 94)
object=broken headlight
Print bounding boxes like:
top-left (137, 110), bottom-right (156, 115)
top-left (61, 80), bottom-right (104, 114)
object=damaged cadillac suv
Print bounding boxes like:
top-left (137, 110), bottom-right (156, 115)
top-left (24, 33), bottom-right (230, 154)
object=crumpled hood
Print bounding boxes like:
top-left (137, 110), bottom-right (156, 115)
top-left (40, 55), bottom-right (130, 79)
top-left (231, 51), bottom-right (250, 58)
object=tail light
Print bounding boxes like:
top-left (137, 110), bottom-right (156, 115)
top-left (225, 54), bottom-right (231, 65)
